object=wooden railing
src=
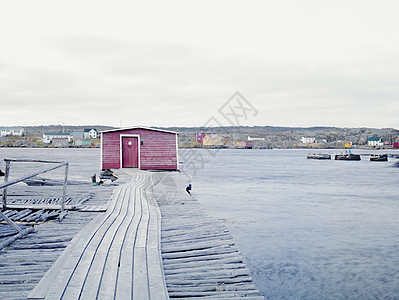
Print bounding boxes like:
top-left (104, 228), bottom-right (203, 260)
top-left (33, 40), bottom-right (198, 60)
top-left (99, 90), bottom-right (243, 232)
top-left (1, 159), bottom-right (69, 211)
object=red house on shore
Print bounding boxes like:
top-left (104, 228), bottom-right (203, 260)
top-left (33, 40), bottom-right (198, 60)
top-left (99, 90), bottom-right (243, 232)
top-left (101, 127), bottom-right (179, 170)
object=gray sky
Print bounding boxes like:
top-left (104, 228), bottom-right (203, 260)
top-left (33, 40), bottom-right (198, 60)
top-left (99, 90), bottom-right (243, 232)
top-left (1, 0), bottom-right (399, 128)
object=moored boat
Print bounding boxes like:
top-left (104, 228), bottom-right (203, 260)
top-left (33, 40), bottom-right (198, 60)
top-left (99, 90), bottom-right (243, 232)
top-left (335, 152), bottom-right (361, 161)
top-left (307, 153), bottom-right (331, 159)
top-left (370, 154), bottom-right (388, 161)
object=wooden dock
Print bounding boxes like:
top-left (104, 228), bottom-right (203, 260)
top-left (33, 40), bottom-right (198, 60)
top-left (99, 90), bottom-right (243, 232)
top-left (0, 181), bottom-right (115, 300)
top-left (28, 174), bottom-right (167, 299)
top-left (2, 171), bottom-right (263, 299)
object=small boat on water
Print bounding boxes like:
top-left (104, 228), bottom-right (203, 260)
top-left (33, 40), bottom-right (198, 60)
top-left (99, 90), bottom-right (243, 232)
top-left (307, 153), bottom-right (331, 159)
top-left (335, 150), bottom-right (361, 161)
top-left (370, 154), bottom-right (388, 161)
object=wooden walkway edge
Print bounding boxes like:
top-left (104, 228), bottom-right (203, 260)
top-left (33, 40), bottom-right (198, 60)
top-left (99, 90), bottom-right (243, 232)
top-left (28, 174), bottom-right (168, 299)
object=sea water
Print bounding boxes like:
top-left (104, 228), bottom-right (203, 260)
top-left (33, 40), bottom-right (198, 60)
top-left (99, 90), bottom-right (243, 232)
top-left (0, 148), bottom-right (100, 181)
top-left (1, 148), bottom-right (399, 299)
top-left (188, 149), bottom-right (399, 299)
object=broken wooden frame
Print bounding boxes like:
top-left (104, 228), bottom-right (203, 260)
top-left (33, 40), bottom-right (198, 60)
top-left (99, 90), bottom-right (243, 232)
top-left (0, 159), bottom-right (68, 250)
top-left (1, 159), bottom-right (69, 212)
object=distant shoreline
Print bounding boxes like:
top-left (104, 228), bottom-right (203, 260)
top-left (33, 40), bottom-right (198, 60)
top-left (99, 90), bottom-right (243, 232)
top-left (1, 124), bottom-right (398, 149)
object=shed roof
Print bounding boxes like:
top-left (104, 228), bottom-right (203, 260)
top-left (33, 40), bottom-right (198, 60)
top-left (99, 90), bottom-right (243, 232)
top-left (368, 136), bottom-right (381, 141)
top-left (100, 126), bottom-right (178, 135)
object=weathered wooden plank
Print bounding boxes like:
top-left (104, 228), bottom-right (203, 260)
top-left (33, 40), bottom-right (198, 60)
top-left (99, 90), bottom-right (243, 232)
top-left (79, 205), bottom-right (107, 212)
top-left (162, 239), bottom-right (235, 253)
top-left (162, 231), bottom-right (231, 244)
top-left (162, 222), bottom-right (226, 231)
top-left (173, 296), bottom-right (264, 300)
top-left (5, 204), bottom-right (76, 210)
top-left (166, 283), bottom-right (257, 292)
top-left (10, 242), bottom-right (68, 250)
top-left (163, 249), bottom-right (243, 265)
top-left (161, 227), bottom-right (228, 239)
top-left (130, 179), bottom-right (151, 300)
top-left (165, 275), bottom-right (254, 286)
top-left (135, 188), bottom-right (150, 249)
top-left (161, 217), bottom-right (226, 226)
top-left (143, 181), bottom-right (168, 300)
top-left (163, 256), bottom-right (243, 270)
top-left (115, 184), bottom-right (142, 299)
top-left (165, 267), bottom-right (250, 281)
top-left (164, 263), bottom-right (247, 275)
top-left (2, 250), bottom-right (64, 261)
top-left (0, 273), bottom-right (44, 284)
top-left (162, 245), bottom-right (240, 259)
top-left (38, 210), bottom-right (61, 222)
top-left (168, 289), bottom-right (261, 298)
top-left (10, 236), bottom-right (72, 245)
top-left (0, 284), bottom-right (36, 292)
top-left (0, 265), bottom-right (53, 274)
top-left (3, 210), bottom-right (18, 217)
top-left (133, 247), bottom-right (150, 299)
top-left (147, 248), bottom-right (169, 299)
top-left (22, 209), bottom-right (45, 222)
top-left (10, 209), bottom-right (33, 220)
top-left (146, 190), bottom-right (161, 250)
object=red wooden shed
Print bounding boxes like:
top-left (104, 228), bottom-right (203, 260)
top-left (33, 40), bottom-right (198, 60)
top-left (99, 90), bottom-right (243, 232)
top-left (100, 127), bottom-right (179, 170)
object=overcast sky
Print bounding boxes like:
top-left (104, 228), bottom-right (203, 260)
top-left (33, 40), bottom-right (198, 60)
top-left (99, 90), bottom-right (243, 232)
top-left (1, 0), bottom-right (399, 128)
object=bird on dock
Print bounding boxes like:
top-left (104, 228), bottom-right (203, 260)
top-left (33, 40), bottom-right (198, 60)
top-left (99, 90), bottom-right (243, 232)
top-left (186, 183), bottom-right (192, 195)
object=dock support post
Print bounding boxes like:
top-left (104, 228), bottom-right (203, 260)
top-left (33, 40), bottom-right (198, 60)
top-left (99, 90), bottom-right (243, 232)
top-left (2, 160), bottom-right (10, 211)
top-left (61, 162), bottom-right (68, 211)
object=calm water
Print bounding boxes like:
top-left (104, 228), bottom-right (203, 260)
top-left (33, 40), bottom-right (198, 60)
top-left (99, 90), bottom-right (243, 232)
top-left (1, 148), bottom-right (399, 299)
top-left (187, 149), bottom-right (399, 299)
top-left (0, 148), bottom-right (101, 181)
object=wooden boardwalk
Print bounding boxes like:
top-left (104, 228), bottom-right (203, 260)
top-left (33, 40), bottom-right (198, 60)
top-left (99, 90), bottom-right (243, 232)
top-left (0, 179), bottom-right (115, 300)
top-left (1, 170), bottom-right (263, 299)
top-left (28, 174), bottom-right (168, 299)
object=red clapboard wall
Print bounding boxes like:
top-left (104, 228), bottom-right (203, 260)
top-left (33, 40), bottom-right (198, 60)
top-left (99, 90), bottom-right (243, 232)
top-left (101, 127), bottom-right (178, 170)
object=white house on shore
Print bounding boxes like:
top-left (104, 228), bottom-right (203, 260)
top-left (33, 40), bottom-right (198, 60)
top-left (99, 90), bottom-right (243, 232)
top-left (0, 127), bottom-right (24, 136)
top-left (42, 132), bottom-right (72, 144)
top-left (367, 136), bottom-right (383, 146)
top-left (84, 129), bottom-right (98, 139)
top-left (300, 137), bottom-right (317, 144)
top-left (248, 136), bottom-right (266, 141)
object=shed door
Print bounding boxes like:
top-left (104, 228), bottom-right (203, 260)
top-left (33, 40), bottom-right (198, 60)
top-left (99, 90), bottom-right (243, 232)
top-left (122, 137), bottom-right (139, 168)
